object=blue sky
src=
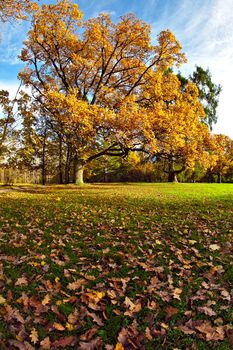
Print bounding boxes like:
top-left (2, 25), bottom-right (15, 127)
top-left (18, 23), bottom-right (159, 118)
top-left (0, 0), bottom-right (232, 137)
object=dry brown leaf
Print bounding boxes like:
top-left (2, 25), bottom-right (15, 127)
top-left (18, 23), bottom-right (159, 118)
top-left (86, 310), bottom-right (103, 326)
top-left (8, 340), bottom-right (27, 350)
top-left (79, 327), bottom-right (98, 341)
top-left (226, 329), bottom-right (233, 345)
top-left (178, 325), bottom-right (196, 335)
top-left (67, 279), bottom-right (86, 290)
top-left (165, 306), bottom-right (178, 318)
top-left (221, 290), bottom-right (230, 300)
top-left (40, 337), bottom-right (51, 349)
top-left (195, 322), bottom-right (225, 341)
top-left (15, 277), bottom-right (28, 286)
top-left (68, 309), bottom-right (79, 325)
top-left (79, 337), bottom-right (103, 350)
top-left (197, 306), bottom-right (216, 317)
top-left (52, 336), bottom-right (77, 348)
top-left (53, 322), bottom-right (65, 331)
top-left (124, 296), bottom-right (135, 310)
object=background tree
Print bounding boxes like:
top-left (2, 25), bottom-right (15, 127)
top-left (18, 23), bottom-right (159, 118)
top-left (0, 89), bottom-right (21, 165)
top-left (190, 66), bottom-right (221, 130)
top-left (207, 134), bottom-right (233, 183)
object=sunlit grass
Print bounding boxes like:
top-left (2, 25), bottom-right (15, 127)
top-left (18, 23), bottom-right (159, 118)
top-left (0, 183), bottom-right (232, 349)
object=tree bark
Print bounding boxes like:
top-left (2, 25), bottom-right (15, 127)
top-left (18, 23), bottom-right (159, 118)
top-left (217, 172), bottom-right (222, 183)
top-left (41, 130), bottom-right (46, 185)
top-left (58, 135), bottom-right (63, 184)
top-left (167, 159), bottom-right (178, 182)
top-left (73, 157), bottom-right (85, 185)
top-left (65, 145), bottom-right (71, 184)
top-left (168, 171), bottom-right (178, 182)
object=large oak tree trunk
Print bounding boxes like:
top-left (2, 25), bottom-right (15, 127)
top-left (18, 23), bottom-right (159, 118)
top-left (58, 135), bottom-right (63, 184)
top-left (41, 130), bottom-right (46, 185)
top-left (65, 146), bottom-right (71, 184)
top-left (167, 159), bottom-right (178, 182)
top-left (73, 157), bottom-right (84, 185)
top-left (168, 171), bottom-right (178, 182)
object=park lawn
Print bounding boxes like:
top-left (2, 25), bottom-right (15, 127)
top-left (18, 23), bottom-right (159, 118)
top-left (0, 183), bottom-right (232, 350)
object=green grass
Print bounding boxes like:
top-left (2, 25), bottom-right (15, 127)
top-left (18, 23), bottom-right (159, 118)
top-left (0, 183), bottom-right (232, 349)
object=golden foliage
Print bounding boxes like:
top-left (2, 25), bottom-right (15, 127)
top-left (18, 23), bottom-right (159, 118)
top-left (0, 0), bottom-right (38, 21)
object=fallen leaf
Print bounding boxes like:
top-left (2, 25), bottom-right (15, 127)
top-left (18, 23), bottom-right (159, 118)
top-left (53, 322), bottom-right (65, 331)
top-left (86, 310), bottom-right (103, 326)
top-left (30, 328), bottom-right (38, 344)
top-left (173, 288), bottom-right (182, 300)
top-left (15, 277), bottom-right (28, 286)
top-left (8, 340), bottom-right (27, 350)
top-left (195, 322), bottom-right (225, 341)
top-left (209, 244), bottom-right (220, 251)
top-left (79, 337), bottom-right (103, 349)
top-left (79, 328), bottom-right (98, 341)
top-left (145, 327), bottom-right (153, 341)
top-left (165, 306), bottom-right (178, 318)
top-left (226, 329), bottom-right (233, 345)
top-left (178, 325), bottom-right (196, 335)
top-left (40, 337), bottom-right (51, 349)
top-left (42, 294), bottom-right (51, 306)
top-left (68, 309), bottom-right (79, 324)
top-left (221, 290), bottom-right (230, 300)
top-left (0, 295), bottom-right (6, 304)
top-left (197, 306), bottom-right (216, 317)
top-left (52, 336), bottom-right (77, 347)
top-left (67, 279), bottom-right (86, 290)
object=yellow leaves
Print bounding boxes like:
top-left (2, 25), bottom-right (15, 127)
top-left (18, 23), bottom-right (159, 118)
top-left (53, 322), bottom-right (65, 331)
top-left (156, 30), bottom-right (187, 69)
top-left (82, 290), bottom-right (105, 306)
top-left (188, 240), bottom-right (197, 245)
top-left (115, 343), bottom-right (124, 350)
top-left (0, 0), bottom-right (37, 21)
top-left (42, 294), bottom-right (51, 306)
top-left (0, 295), bottom-right (6, 304)
top-left (30, 327), bottom-right (39, 344)
top-left (173, 288), bottom-right (182, 300)
top-left (66, 322), bottom-right (74, 331)
top-left (145, 327), bottom-right (153, 341)
top-left (209, 244), bottom-right (220, 251)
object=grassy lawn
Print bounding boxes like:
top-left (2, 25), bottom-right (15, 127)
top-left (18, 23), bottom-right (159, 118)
top-left (0, 183), bottom-right (232, 349)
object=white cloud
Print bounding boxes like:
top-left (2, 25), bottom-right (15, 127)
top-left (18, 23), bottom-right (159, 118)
top-left (0, 80), bottom-right (22, 98)
top-left (0, 20), bottom-right (28, 65)
top-left (150, 0), bottom-right (233, 138)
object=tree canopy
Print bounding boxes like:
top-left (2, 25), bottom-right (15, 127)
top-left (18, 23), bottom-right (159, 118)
top-left (0, 0), bottom-right (230, 184)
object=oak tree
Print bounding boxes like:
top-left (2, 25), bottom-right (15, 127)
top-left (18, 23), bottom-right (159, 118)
top-left (19, 0), bottom-right (186, 184)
